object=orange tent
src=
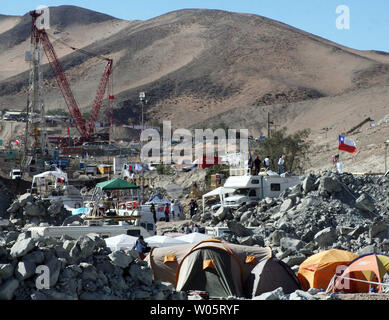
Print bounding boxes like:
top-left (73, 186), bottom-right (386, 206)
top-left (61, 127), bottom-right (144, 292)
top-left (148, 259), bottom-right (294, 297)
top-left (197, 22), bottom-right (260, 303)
top-left (298, 249), bottom-right (357, 291)
top-left (333, 254), bottom-right (389, 293)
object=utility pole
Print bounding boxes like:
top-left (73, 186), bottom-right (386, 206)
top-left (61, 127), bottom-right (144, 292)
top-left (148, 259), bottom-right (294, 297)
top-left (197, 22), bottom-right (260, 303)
top-left (139, 92), bottom-right (145, 204)
top-left (385, 140), bottom-right (389, 173)
top-left (267, 112), bottom-right (274, 138)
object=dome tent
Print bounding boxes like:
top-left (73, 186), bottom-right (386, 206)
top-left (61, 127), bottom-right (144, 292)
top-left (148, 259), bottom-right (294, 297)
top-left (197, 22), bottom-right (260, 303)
top-left (332, 253), bottom-right (389, 293)
top-left (244, 257), bottom-right (301, 298)
top-left (147, 239), bottom-right (271, 291)
top-left (298, 249), bottom-right (357, 291)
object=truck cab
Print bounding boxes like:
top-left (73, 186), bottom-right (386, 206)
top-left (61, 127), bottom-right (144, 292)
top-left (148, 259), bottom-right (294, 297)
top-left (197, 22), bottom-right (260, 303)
top-left (10, 169), bottom-right (22, 180)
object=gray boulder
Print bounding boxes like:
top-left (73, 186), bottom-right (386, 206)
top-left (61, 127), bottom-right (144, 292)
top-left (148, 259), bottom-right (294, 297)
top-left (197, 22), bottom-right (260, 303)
top-left (0, 278), bottom-right (19, 300)
top-left (369, 220), bottom-right (387, 238)
top-left (108, 251), bottom-right (133, 268)
top-left (227, 221), bottom-right (252, 237)
top-left (0, 264), bottom-right (14, 280)
top-left (355, 193), bottom-right (375, 213)
top-left (15, 261), bottom-right (36, 281)
top-left (47, 201), bottom-right (63, 216)
top-left (24, 202), bottom-right (46, 217)
top-left (280, 199), bottom-right (294, 212)
top-left (302, 174), bottom-right (317, 194)
top-left (314, 227), bottom-right (337, 248)
top-left (289, 290), bottom-right (318, 300)
top-left (280, 237), bottom-right (304, 252)
top-left (319, 176), bottom-right (342, 194)
top-left (129, 264), bottom-right (153, 286)
top-left (10, 238), bottom-right (35, 258)
top-left (252, 287), bottom-right (287, 300)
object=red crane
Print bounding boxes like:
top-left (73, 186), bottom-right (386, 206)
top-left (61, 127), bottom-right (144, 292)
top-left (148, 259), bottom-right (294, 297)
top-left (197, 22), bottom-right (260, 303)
top-left (31, 11), bottom-right (114, 141)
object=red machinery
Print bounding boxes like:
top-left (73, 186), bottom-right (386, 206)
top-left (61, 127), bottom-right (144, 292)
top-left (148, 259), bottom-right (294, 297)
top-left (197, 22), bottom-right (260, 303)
top-left (30, 10), bottom-right (114, 141)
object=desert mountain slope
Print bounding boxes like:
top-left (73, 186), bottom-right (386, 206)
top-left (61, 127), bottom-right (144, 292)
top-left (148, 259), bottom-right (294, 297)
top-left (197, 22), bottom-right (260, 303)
top-left (0, 7), bottom-right (388, 134)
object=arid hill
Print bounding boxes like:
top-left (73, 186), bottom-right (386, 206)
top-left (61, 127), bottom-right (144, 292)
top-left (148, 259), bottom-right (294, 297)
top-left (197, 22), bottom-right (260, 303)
top-left (0, 6), bottom-right (389, 173)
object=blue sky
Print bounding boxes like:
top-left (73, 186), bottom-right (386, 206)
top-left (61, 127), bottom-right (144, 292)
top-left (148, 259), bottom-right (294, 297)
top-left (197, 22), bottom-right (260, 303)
top-left (2, 0), bottom-right (389, 52)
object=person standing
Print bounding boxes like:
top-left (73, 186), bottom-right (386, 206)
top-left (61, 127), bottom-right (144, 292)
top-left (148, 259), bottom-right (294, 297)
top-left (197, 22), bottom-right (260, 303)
top-left (164, 203), bottom-right (170, 222)
top-left (278, 154), bottom-right (285, 175)
top-left (264, 156), bottom-right (270, 170)
top-left (189, 199), bottom-right (198, 218)
top-left (150, 203), bottom-right (157, 224)
top-left (133, 236), bottom-right (148, 260)
top-left (170, 200), bottom-right (175, 221)
top-left (253, 156), bottom-right (261, 175)
top-left (333, 154), bottom-right (339, 169)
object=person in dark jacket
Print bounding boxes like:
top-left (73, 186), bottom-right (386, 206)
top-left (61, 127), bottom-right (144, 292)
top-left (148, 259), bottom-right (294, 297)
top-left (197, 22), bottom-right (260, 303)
top-left (189, 199), bottom-right (198, 218)
top-left (253, 156), bottom-right (261, 175)
top-left (164, 203), bottom-right (170, 222)
top-left (150, 203), bottom-right (157, 224)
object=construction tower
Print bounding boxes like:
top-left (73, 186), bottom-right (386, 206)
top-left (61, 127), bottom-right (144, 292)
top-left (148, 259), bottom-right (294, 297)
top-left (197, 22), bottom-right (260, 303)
top-left (24, 10), bottom-right (49, 164)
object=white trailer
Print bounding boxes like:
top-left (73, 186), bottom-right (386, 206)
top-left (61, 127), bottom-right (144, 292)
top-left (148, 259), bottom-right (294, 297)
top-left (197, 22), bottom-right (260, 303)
top-left (28, 225), bottom-right (151, 240)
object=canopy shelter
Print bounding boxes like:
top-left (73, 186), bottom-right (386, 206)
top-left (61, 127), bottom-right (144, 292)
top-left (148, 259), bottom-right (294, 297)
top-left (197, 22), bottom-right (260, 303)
top-left (145, 235), bottom-right (187, 248)
top-left (331, 253), bottom-right (389, 293)
top-left (146, 239), bottom-right (272, 289)
top-left (146, 194), bottom-right (170, 204)
top-left (298, 249), bottom-right (357, 291)
top-left (89, 178), bottom-right (139, 217)
top-left (31, 170), bottom-right (69, 196)
top-left (96, 178), bottom-right (138, 190)
top-left (175, 232), bottom-right (213, 244)
top-left (202, 187), bottom-right (236, 213)
top-left (244, 257), bottom-right (301, 298)
top-left (105, 234), bottom-right (138, 251)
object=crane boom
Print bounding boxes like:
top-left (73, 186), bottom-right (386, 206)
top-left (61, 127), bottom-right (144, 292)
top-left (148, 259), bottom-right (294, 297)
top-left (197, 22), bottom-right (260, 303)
top-left (87, 59), bottom-right (113, 134)
top-left (38, 29), bottom-right (89, 138)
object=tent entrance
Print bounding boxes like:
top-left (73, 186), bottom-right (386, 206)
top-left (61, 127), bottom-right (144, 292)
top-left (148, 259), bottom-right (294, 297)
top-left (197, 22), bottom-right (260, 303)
top-left (176, 247), bottom-right (241, 298)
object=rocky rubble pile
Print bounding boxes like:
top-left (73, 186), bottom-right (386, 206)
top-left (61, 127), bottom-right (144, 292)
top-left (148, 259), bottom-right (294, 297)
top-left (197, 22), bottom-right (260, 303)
top-left (196, 171), bottom-right (389, 269)
top-left (0, 180), bottom-right (15, 219)
top-left (6, 193), bottom-right (75, 229)
top-left (0, 231), bottom-right (183, 300)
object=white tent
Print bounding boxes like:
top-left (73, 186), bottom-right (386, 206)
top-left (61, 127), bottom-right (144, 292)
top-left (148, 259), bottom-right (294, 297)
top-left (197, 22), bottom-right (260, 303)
top-left (105, 234), bottom-right (138, 251)
top-left (145, 235), bottom-right (187, 248)
top-left (202, 186), bottom-right (236, 213)
top-left (175, 232), bottom-right (214, 244)
top-left (146, 194), bottom-right (170, 204)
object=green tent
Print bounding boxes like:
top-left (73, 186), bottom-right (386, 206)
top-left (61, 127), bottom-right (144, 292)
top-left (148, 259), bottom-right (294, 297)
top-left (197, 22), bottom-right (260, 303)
top-left (96, 178), bottom-right (139, 190)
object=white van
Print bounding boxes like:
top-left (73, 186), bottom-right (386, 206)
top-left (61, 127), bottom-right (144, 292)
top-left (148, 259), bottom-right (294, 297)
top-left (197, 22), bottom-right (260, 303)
top-left (10, 169), bottom-right (22, 180)
top-left (222, 174), bottom-right (301, 208)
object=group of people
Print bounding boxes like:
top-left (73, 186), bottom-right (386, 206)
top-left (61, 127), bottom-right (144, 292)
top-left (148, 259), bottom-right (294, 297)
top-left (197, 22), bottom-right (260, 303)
top-left (184, 223), bottom-right (200, 234)
top-left (150, 201), bottom-right (176, 223)
top-left (249, 154), bottom-right (286, 175)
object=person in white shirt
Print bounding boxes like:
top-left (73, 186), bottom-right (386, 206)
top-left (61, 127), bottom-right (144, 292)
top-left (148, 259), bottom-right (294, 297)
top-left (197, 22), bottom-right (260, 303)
top-left (171, 200), bottom-right (175, 220)
top-left (278, 154), bottom-right (285, 175)
top-left (264, 156), bottom-right (270, 170)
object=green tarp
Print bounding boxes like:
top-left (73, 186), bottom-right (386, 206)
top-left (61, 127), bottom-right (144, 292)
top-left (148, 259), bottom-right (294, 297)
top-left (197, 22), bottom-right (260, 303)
top-left (96, 178), bottom-right (138, 190)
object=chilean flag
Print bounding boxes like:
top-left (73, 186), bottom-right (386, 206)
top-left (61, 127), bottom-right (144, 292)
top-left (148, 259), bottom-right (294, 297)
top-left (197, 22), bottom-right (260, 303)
top-left (338, 135), bottom-right (357, 154)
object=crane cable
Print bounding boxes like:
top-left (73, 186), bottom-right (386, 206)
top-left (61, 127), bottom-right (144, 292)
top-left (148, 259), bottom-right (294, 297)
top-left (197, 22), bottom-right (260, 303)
top-left (44, 31), bottom-right (112, 62)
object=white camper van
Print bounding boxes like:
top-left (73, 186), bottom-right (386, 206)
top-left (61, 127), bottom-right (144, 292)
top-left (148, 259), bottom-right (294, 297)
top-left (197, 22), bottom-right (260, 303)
top-left (222, 174), bottom-right (300, 208)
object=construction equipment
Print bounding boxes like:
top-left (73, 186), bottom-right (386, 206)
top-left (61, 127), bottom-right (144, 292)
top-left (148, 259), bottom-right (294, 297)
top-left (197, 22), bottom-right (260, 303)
top-left (346, 117), bottom-right (374, 134)
top-left (29, 10), bottom-right (114, 142)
